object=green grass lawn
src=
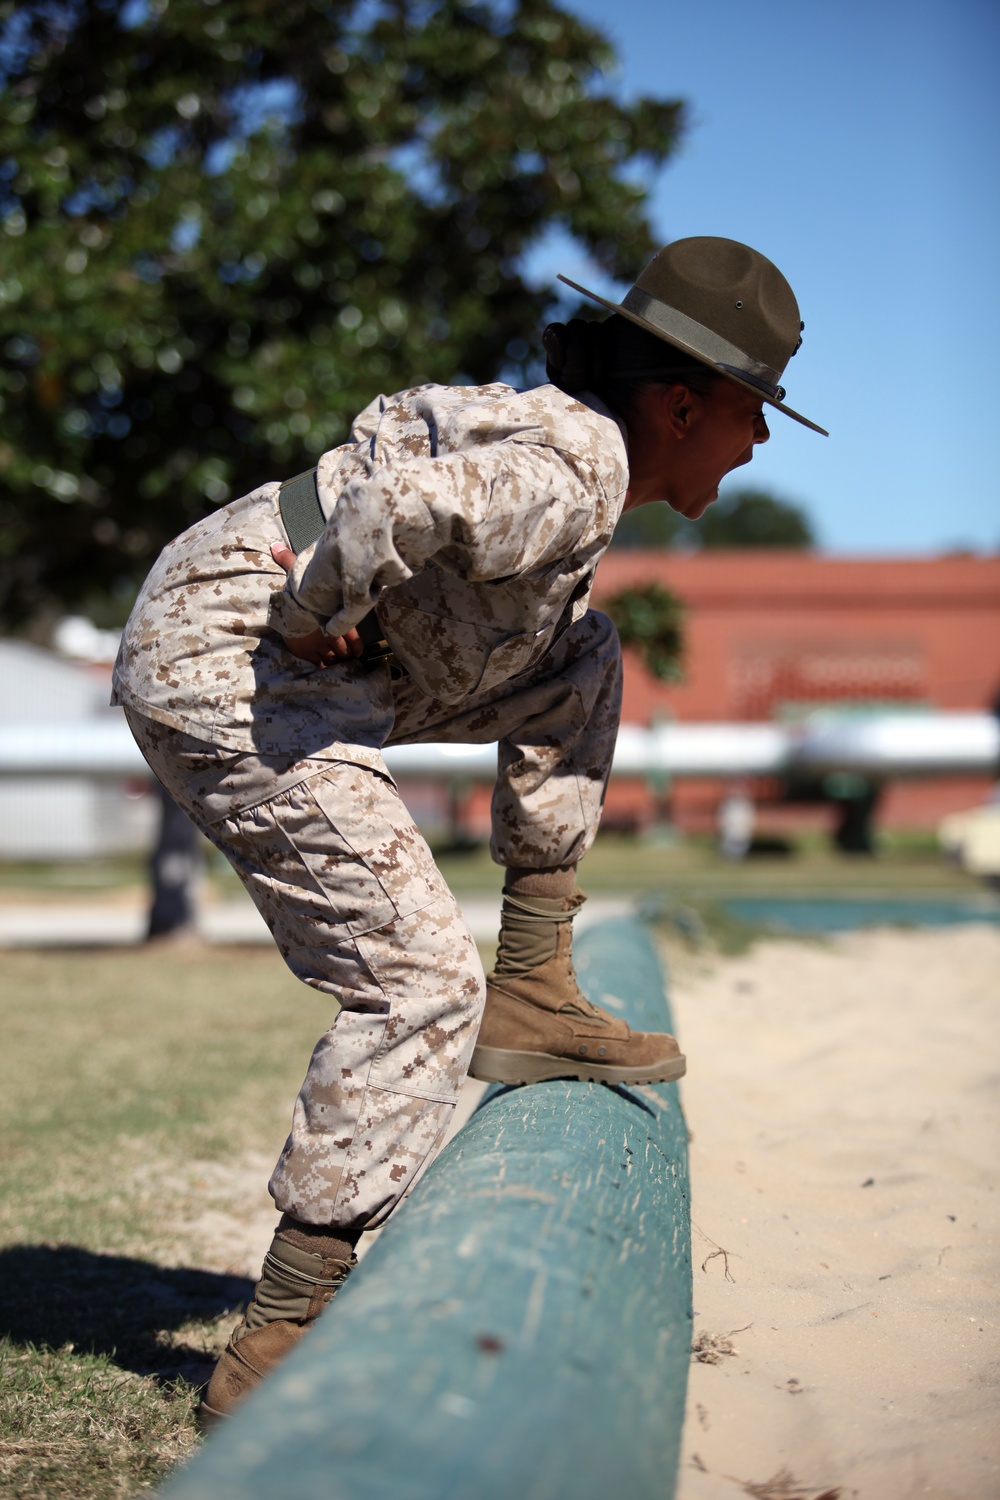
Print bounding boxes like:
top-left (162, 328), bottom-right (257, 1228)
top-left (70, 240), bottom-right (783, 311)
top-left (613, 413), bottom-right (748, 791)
top-left (0, 833), bottom-right (987, 1495)
top-left (433, 826), bottom-right (977, 891)
top-left (0, 946), bottom-right (334, 1498)
top-left (0, 826), bottom-right (977, 905)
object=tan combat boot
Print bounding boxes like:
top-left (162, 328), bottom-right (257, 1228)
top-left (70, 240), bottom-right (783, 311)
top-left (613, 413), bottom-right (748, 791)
top-left (200, 1216), bottom-right (357, 1425)
top-left (470, 889), bottom-right (686, 1086)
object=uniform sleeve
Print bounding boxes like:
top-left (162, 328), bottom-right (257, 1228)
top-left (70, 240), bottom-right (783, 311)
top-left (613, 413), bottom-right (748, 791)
top-left (269, 438), bottom-right (607, 640)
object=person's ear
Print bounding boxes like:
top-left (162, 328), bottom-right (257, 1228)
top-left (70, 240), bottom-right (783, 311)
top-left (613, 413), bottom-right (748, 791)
top-left (661, 383), bottom-right (695, 437)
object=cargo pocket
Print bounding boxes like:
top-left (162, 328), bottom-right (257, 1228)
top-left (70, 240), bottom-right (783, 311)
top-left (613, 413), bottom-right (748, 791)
top-left (270, 761), bottom-right (440, 947)
top-left (475, 625), bottom-right (553, 696)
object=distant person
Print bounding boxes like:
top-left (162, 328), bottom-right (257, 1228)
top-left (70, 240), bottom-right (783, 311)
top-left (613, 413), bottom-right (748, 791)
top-left (718, 783), bottom-right (756, 859)
top-left (112, 237), bottom-right (826, 1418)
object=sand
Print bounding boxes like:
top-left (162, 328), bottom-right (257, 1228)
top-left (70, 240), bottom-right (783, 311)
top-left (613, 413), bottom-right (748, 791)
top-left (177, 923), bottom-right (999, 1497)
top-left (669, 924), bottom-right (1000, 1500)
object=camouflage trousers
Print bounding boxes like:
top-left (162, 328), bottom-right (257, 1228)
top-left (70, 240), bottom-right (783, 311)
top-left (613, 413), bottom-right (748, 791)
top-left (125, 609), bottom-right (621, 1231)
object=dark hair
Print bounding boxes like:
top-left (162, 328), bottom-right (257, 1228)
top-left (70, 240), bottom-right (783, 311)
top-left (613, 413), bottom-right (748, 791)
top-left (542, 313), bottom-right (719, 422)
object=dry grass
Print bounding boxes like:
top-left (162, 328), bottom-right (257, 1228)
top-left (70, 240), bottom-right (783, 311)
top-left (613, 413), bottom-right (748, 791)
top-left (0, 946), bottom-right (332, 1497)
top-left (0, 1340), bottom-right (200, 1499)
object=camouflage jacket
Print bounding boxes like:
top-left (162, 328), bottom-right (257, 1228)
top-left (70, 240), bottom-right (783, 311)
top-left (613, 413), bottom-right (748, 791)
top-left (112, 382), bottom-right (629, 758)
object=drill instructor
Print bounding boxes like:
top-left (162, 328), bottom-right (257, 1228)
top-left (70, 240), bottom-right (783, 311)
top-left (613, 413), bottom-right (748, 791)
top-left (113, 237), bottom-right (826, 1417)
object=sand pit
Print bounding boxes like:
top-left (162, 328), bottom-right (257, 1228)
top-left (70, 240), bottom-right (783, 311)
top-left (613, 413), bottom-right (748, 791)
top-left (669, 924), bottom-right (1000, 1500)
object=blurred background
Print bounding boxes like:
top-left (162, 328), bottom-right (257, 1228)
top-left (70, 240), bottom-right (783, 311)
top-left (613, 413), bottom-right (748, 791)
top-left (1, 0), bottom-right (998, 934)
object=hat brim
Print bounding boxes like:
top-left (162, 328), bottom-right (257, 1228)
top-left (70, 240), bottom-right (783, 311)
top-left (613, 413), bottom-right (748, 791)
top-left (557, 274), bottom-right (828, 437)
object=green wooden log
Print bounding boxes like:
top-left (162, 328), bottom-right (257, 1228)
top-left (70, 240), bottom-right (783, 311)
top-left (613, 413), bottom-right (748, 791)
top-left (162, 917), bottom-right (691, 1500)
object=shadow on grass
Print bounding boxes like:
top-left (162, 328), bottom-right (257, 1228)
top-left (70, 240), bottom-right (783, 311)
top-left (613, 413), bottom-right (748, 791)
top-left (0, 1244), bottom-right (252, 1385)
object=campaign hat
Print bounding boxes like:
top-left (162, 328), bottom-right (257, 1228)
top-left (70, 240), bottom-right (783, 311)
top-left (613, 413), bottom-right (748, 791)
top-left (558, 236), bottom-right (827, 435)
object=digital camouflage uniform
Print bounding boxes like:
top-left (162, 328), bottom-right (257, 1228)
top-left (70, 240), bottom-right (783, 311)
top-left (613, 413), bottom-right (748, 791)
top-left (114, 381), bottom-right (628, 1231)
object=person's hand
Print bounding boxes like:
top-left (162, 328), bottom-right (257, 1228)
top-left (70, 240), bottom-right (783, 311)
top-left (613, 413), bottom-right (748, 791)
top-left (270, 542), bottom-right (364, 667)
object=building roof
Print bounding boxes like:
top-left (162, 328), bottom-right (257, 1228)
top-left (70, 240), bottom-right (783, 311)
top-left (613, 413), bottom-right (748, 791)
top-left (0, 640), bottom-right (111, 723)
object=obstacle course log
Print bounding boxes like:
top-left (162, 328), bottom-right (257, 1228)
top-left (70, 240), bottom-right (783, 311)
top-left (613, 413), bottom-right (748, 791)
top-left (162, 916), bottom-right (692, 1500)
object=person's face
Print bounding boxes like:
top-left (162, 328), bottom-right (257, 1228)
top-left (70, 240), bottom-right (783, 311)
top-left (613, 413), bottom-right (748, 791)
top-left (623, 378), bottom-right (770, 518)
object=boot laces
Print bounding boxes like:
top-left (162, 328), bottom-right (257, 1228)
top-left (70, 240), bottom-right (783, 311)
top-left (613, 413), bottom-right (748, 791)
top-left (262, 1250), bottom-right (356, 1288)
top-left (557, 962), bottom-right (608, 1022)
top-left (494, 891), bottom-right (583, 978)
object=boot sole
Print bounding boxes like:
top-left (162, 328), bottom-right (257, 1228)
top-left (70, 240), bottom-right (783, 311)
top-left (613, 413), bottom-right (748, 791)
top-left (197, 1399), bottom-right (229, 1429)
top-left (469, 1044), bottom-right (686, 1087)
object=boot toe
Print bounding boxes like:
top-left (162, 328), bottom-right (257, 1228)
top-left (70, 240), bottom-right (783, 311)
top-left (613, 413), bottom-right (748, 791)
top-left (200, 1319), bottom-right (307, 1424)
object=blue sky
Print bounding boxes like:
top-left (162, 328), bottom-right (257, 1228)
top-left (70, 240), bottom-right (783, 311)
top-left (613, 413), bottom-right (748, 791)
top-left (533, 0), bottom-right (1000, 555)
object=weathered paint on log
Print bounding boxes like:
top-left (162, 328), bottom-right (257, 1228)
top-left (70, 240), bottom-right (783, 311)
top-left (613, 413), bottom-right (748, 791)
top-left (162, 917), bottom-right (691, 1500)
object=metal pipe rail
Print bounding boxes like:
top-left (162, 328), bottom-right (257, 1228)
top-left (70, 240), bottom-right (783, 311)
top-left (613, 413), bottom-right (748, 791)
top-left (160, 916), bottom-right (692, 1500)
top-left (1, 711), bottom-right (996, 780)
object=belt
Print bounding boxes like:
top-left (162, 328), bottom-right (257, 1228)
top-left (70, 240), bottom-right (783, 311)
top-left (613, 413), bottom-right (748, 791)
top-left (278, 468), bottom-right (395, 669)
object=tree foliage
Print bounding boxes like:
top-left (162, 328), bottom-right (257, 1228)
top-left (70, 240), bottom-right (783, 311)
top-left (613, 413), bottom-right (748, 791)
top-left (0, 0), bottom-right (684, 627)
top-left (603, 580), bottom-right (684, 682)
top-left (608, 499), bottom-right (687, 550)
top-left (695, 487), bottom-right (815, 549)
top-left (610, 487), bottom-right (816, 552)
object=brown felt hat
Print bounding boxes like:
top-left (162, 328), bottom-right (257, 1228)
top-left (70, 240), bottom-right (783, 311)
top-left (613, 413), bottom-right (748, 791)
top-left (558, 236), bottom-right (827, 436)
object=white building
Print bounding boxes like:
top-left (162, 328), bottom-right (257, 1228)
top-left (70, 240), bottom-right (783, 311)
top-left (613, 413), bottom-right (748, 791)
top-left (0, 640), bottom-right (156, 858)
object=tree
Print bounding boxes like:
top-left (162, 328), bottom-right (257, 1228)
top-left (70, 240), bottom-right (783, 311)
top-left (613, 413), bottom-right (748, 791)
top-left (610, 487), bottom-right (815, 552)
top-left (694, 487), bottom-right (815, 549)
top-left (0, 0), bottom-right (684, 628)
top-left (608, 500), bottom-right (689, 550)
top-left (603, 581), bottom-right (684, 682)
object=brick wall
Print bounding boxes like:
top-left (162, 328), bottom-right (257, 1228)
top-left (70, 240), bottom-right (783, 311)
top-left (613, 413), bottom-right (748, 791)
top-left (591, 552), bottom-right (1000, 833)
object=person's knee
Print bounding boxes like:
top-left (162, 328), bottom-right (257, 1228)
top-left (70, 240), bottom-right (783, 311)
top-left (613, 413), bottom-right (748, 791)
top-left (585, 607), bottom-right (619, 650)
top-left (559, 609), bottom-right (622, 709)
top-left (276, 891), bottom-right (486, 1024)
top-left (585, 608), bottom-right (623, 674)
top-left (360, 897), bottom-right (487, 1019)
top-left (558, 607), bottom-right (620, 667)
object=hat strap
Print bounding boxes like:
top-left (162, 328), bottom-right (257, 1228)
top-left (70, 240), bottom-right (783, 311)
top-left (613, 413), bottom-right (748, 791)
top-left (621, 287), bottom-right (785, 399)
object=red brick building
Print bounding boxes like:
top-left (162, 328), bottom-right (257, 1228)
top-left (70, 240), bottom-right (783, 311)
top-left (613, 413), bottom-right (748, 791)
top-left (590, 552), bottom-right (1000, 835)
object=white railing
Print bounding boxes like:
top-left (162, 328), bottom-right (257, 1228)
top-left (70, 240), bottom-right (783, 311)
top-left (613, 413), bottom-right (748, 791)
top-left (0, 712), bottom-right (996, 781)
